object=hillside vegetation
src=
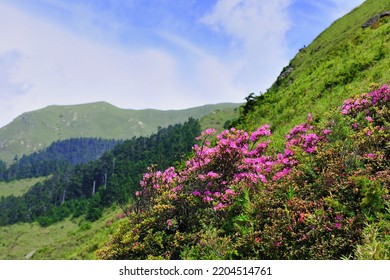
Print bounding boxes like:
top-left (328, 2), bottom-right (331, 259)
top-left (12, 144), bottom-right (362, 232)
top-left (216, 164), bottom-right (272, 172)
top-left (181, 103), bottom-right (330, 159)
top-left (0, 119), bottom-right (201, 227)
top-left (97, 0), bottom-right (390, 260)
top-left (0, 138), bottom-right (121, 182)
top-left (0, 207), bottom-right (122, 260)
top-left (233, 0), bottom-right (390, 148)
top-left (0, 102), bottom-right (239, 163)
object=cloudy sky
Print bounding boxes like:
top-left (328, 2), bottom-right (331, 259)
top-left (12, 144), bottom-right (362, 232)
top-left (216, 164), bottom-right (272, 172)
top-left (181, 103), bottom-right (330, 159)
top-left (0, 0), bottom-right (365, 127)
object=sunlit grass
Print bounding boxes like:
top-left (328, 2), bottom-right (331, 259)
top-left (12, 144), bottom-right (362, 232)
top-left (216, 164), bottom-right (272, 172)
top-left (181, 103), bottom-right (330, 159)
top-left (0, 177), bottom-right (48, 197)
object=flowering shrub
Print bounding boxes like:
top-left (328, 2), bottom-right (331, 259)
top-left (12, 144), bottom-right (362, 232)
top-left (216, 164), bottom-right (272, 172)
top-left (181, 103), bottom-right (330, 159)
top-left (97, 85), bottom-right (389, 260)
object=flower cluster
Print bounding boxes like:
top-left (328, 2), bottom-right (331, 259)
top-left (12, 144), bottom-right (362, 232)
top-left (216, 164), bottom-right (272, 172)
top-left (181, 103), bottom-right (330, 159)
top-left (137, 118), bottom-right (331, 212)
top-left (286, 114), bottom-right (330, 154)
top-left (98, 85), bottom-right (390, 260)
top-left (341, 84), bottom-right (390, 117)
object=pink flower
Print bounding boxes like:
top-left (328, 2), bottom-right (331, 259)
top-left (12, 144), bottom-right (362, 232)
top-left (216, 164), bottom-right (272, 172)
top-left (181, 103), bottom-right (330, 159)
top-left (213, 203), bottom-right (226, 211)
top-left (307, 113), bottom-right (313, 122)
top-left (203, 196), bottom-right (213, 202)
top-left (366, 116), bottom-right (374, 122)
top-left (207, 171), bottom-right (220, 178)
top-left (305, 146), bottom-right (316, 153)
top-left (167, 219), bottom-right (173, 227)
top-left (323, 129), bottom-right (331, 135)
top-left (364, 153), bottom-right (376, 159)
top-left (203, 190), bottom-right (212, 196)
top-left (225, 189), bottom-right (235, 195)
top-left (250, 124), bottom-right (271, 142)
top-left (192, 190), bottom-right (201, 196)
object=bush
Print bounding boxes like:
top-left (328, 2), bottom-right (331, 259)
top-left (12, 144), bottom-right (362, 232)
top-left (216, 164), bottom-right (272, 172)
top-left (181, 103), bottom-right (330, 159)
top-left (97, 85), bottom-right (389, 260)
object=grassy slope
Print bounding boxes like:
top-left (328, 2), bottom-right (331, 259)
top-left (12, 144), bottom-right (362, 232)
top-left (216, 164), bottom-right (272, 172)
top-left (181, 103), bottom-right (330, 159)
top-left (238, 0), bottom-right (390, 148)
top-left (200, 107), bottom-right (240, 133)
top-left (0, 207), bottom-right (122, 260)
top-left (0, 102), bottom-right (239, 163)
top-left (0, 177), bottom-right (47, 197)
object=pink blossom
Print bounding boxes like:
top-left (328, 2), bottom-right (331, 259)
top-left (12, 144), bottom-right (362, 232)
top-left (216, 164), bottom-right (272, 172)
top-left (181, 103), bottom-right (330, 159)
top-left (307, 113), bottom-right (313, 122)
top-left (364, 153), bottom-right (376, 159)
top-left (167, 219), bottom-right (173, 227)
top-left (249, 124), bottom-right (271, 142)
top-left (192, 190), bottom-right (201, 196)
top-left (305, 146), bottom-right (316, 153)
top-left (366, 116), bottom-right (374, 122)
top-left (213, 203), bottom-right (226, 211)
top-left (204, 190), bottom-right (212, 196)
top-left (225, 189), bottom-right (235, 195)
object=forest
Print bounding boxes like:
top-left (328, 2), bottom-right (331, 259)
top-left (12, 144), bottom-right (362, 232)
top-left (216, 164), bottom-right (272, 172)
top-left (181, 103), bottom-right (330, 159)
top-left (0, 118), bottom-right (201, 227)
top-left (0, 138), bottom-right (121, 182)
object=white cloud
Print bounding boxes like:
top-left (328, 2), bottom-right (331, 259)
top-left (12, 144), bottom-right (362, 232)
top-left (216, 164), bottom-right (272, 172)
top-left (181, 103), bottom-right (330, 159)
top-left (200, 0), bottom-right (293, 92)
top-left (0, 49), bottom-right (31, 99)
top-left (0, 1), bottom-right (242, 127)
top-left (0, 0), bottom-right (366, 128)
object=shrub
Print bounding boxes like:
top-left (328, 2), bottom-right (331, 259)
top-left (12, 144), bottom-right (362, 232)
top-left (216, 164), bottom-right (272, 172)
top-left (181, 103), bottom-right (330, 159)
top-left (97, 85), bottom-right (389, 260)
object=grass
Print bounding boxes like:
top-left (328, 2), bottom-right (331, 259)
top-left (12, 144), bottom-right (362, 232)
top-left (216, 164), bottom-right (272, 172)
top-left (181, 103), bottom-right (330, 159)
top-left (0, 206), bottom-right (123, 260)
top-left (0, 177), bottom-right (47, 197)
top-left (237, 0), bottom-right (390, 150)
top-left (199, 107), bottom-right (240, 133)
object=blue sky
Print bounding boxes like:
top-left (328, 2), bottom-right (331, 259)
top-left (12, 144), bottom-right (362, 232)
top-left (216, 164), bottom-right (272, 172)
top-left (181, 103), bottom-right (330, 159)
top-left (0, 0), bottom-right (365, 127)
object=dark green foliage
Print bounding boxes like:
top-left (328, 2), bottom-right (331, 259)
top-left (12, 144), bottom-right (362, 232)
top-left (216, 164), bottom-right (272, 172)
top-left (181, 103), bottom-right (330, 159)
top-left (0, 138), bottom-right (121, 182)
top-left (0, 118), bottom-right (201, 227)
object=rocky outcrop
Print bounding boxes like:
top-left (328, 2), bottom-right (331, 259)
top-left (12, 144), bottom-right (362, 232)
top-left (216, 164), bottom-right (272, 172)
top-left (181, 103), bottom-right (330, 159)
top-left (362, 11), bottom-right (390, 28)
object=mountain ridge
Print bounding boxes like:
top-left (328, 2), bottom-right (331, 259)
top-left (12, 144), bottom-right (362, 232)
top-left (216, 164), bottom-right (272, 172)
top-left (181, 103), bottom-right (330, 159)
top-left (0, 101), bottom-right (240, 163)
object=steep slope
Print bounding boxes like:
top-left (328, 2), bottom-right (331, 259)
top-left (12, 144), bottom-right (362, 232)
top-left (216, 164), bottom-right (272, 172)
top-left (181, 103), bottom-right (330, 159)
top-left (96, 0), bottom-right (390, 260)
top-left (0, 102), bottom-right (239, 163)
top-left (234, 0), bottom-right (390, 147)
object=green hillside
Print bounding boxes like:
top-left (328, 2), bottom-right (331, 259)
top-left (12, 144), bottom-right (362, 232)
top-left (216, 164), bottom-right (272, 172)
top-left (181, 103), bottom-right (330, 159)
top-left (0, 102), bottom-right (239, 163)
top-left (0, 207), bottom-right (121, 260)
top-left (0, 177), bottom-right (47, 197)
top-left (234, 0), bottom-right (390, 147)
top-left (96, 0), bottom-right (390, 260)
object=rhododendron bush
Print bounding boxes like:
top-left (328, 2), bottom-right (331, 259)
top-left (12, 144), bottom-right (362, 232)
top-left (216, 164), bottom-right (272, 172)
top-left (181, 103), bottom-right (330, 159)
top-left (97, 85), bottom-right (389, 260)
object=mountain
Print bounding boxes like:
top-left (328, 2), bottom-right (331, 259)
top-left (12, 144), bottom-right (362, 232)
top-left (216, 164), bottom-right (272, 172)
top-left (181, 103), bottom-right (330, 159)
top-left (233, 0), bottom-right (390, 146)
top-left (0, 102), bottom-right (239, 163)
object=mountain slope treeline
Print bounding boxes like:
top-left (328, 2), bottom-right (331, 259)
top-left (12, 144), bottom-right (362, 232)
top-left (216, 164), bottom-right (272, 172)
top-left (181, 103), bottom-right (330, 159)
top-left (0, 118), bottom-right (201, 226)
top-left (0, 138), bottom-right (122, 182)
